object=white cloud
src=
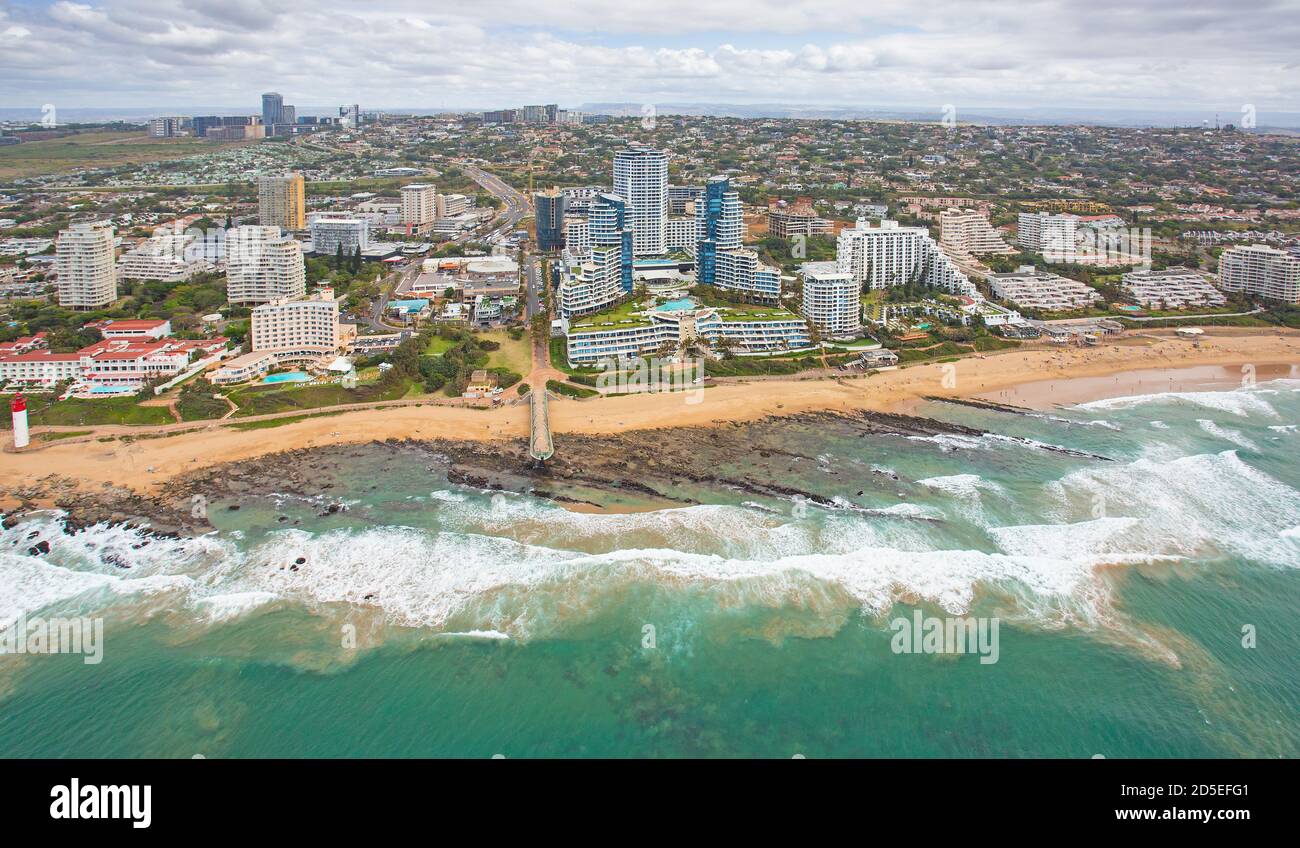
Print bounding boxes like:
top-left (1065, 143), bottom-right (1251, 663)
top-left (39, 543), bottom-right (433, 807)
top-left (1, 0), bottom-right (1297, 110)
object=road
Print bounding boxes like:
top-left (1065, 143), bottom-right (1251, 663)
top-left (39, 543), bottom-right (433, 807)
top-left (458, 160), bottom-right (531, 240)
top-left (363, 162), bottom-right (533, 332)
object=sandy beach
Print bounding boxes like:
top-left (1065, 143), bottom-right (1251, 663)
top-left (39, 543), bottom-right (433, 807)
top-left (2, 328), bottom-right (1298, 502)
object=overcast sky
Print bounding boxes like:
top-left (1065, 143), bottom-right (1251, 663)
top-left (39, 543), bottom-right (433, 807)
top-left (2, 0), bottom-right (1298, 113)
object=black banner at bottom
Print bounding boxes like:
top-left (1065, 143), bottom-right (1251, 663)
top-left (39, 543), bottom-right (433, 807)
top-left (1, 758), bottom-right (1281, 834)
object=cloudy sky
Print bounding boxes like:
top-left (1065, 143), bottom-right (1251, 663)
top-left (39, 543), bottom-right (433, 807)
top-left (1, 0), bottom-right (1298, 113)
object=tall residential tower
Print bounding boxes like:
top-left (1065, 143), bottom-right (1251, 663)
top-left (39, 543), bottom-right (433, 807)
top-left (612, 145), bottom-right (668, 256)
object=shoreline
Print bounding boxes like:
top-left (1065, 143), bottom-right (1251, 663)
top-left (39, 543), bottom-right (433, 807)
top-left (2, 329), bottom-right (1297, 507)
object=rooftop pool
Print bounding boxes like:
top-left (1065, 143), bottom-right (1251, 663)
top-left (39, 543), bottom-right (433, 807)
top-left (262, 371), bottom-right (311, 385)
top-left (655, 297), bottom-right (698, 312)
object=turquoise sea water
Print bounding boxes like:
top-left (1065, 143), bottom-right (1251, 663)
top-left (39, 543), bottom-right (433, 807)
top-left (2, 378), bottom-right (1299, 758)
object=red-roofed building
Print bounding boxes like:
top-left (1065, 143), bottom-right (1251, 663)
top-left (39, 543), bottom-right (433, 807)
top-left (0, 350), bottom-right (82, 386)
top-left (85, 318), bottom-right (172, 340)
top-left (0, 331), bottom-right (48, 357)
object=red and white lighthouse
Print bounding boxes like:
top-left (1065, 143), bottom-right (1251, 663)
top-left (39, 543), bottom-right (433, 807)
top-left (11, 392), bottom-right (28, 449)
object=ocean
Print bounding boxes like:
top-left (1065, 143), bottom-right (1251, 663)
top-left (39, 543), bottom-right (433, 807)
top-left (2, 379), bottom-right (1298, 758)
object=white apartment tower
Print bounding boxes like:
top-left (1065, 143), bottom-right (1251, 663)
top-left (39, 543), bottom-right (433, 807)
top-left (836, 219), bottom-right (976, 296)
top-left (801, 266), bottom-right (862, 339)
top-left (613, 145), bottom-right (669, 255)
top-left (1017, 211), bottom-right (1078, 257)
top-left (1218, 244), bottom-right (1300, 304)
top-left (56, 221), bottom-right (117, 309)
top-left (226, 225), bottom-right (307, 305)
top-left (400, 183), bottom-right (438, 232)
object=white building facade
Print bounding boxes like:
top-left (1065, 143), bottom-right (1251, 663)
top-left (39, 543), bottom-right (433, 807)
top-left (56, 221), bottom-right (117, 309)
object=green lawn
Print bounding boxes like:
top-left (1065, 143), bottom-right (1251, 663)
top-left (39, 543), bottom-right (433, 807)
top-left (424, 335), bottom-right (458, 356)
top-left (479, 329), bottom-right (532, 374)
top-left (547, 379), bottom-right (599, 399)
top-left (3, 395), bottom-right (176, 428)
top-left (226, 377), bottom-right (415, 417)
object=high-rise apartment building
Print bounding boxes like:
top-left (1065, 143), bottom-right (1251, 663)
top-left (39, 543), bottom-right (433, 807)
top-left (400, 183), bottom-right (438, 233)
top-left (56, 221), bottom-right (117, 309)
top-left (258, 173), bottom-right (306, 231)
top-left (226, 225), bottom-right (306, 305)
top-left (613, 145), bottom-right (669, 256)
top-left (1017, 211), bottom-right (1078, 257)
top-left (1218, 244), bottom-right (1300, 304)
top-left (836, 219), bottom-right (976, 296)
top-left (801, 265), bottom-right (862, 339)
top-left (534, 188), bottom-right (567, 251)
top-left (559, 193), bottom-right (632, 318)
top-left (695, 175), bottom-right (743, 285)
top-left (309, 215), bottom-right (370, 256)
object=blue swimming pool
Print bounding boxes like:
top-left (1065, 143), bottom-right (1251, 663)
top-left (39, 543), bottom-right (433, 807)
top-left (262, 371), bottom-right (311, 385)
top-left (655, 297), bottom-right (698, 312)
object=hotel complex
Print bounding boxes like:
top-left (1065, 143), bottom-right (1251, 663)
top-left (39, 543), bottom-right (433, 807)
top-left (56, 221), bottom-right (118, 309)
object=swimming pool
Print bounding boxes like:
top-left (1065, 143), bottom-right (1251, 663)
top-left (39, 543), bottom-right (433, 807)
top-left (262, 372), bottom-right (311, 385)
top-left (655, 297), bottom-right (698, 312)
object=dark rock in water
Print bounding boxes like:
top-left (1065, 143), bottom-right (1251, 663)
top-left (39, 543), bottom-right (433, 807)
top-left (26, 530), bottom-right (39, 540)
top-left (289, 564), bottom-right (299, 572)
top-left (227, 504), bottom-right (241, 511)
top-left (295, 556), bottom-right (306, 565)
top-left (363, 593), bottom-right (375, 600)
top-left (2, 515), bottom-right (18, 530)
top-left (27, 540), bottom-right (50, 556)
top-left (277, 515), bottom-right (289, 523)
top-left (103, 552), bottom-right (130, 569)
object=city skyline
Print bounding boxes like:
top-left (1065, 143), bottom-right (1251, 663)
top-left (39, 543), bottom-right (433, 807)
top-left (1, 1), bottom-right (1297, 114)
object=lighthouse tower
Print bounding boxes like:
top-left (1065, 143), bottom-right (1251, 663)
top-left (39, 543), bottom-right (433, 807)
top-left (11, 392), bottom-right (29, 449)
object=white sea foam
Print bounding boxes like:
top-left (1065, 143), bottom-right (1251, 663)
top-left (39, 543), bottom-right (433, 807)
top-left (1044, 450), bottom-right (1300, 567)
top-left (1196, 419), bottom-right (1259, 451)
top-left (1073, 387), bottom-right (1279, 419)
top-left (917, 473), bottom-right (1001, 499)
top-left (194, 591), bottom-right (278, 623)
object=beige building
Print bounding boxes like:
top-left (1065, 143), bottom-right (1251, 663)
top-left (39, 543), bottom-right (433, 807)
top-left (939, 208), bottom-right (1015, 257)
top-left (56, 221), bottom-right (117, 309)
top-left (250, 288), bottom-right (349, 365)
top-left (226, 225), bottom-right (306, 305)
top-left (400, 183), bottom-right (438, 232)
top-left (258, 173), bottom-right (306, 231)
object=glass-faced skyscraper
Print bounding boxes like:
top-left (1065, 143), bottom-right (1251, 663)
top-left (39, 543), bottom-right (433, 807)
top-left (612, 146), bottom-right (668, 256)
top-left (534, 189), bottom-right (567, 251)
top-left (261, 92), bottom-right (283, 128)
top-left (696, 175), bottom-right (742, 285)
